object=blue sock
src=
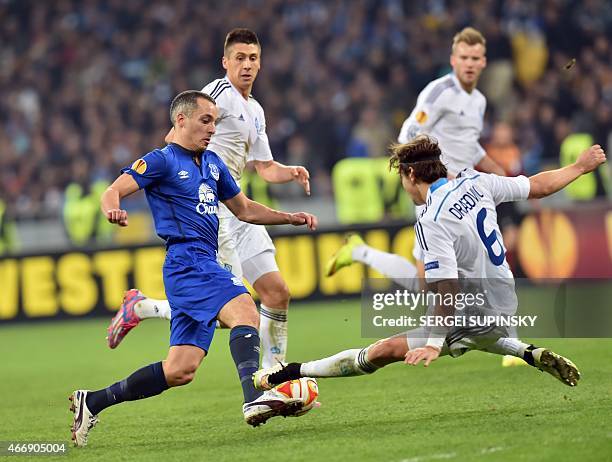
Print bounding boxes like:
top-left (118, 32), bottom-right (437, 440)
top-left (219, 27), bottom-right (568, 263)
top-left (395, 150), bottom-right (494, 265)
top-left (229, 325), bottom-right (263, 403)
top-left (85, 362), bottom-right (169, 415)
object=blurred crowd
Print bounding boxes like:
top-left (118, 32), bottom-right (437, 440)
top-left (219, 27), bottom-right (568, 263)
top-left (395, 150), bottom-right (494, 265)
top-left (1, 0), bottom-right (611, 221)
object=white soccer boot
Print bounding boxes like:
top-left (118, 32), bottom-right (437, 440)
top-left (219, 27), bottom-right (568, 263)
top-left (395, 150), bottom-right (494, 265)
top-left (252, 363), bottom-right (285, 391)
top-left (243, 388), bottom-right (304, 427)
top-left (532, 348), bottom-right (581, 387)
top-left (69, 390), bottom-right (99, 447)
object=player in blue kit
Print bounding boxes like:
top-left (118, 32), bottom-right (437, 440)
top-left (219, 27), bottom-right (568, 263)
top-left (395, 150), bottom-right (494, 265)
top-left (68, 90), bottom-right (317, 447)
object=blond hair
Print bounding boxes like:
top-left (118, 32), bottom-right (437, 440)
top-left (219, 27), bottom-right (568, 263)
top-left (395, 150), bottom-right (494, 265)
top-left (452, 27), bottom-right (486, 53)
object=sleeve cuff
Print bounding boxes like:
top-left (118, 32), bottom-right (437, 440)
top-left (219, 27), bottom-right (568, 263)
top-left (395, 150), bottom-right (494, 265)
top-left (120, 168), bottom-right (145, 189)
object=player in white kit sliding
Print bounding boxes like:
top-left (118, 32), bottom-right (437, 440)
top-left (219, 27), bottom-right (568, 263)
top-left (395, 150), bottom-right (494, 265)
top-left (324, 27), bottom-right (520, 365)
top-left (106, 29), bottom-right (310, 369)
top-left (254, 135), bottom-right (606, 390)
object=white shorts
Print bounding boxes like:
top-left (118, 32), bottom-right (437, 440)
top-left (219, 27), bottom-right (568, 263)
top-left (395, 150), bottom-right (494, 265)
top-left (405, 286), bottom-right (516, 358)
top-left (405, 325), bottom-right (510, 358)
top-left (217, 203), bottom-right (279, 285)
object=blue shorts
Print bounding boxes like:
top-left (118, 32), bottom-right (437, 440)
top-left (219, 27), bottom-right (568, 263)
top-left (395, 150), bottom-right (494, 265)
top-left (163, 241), bottom-right (249, 352)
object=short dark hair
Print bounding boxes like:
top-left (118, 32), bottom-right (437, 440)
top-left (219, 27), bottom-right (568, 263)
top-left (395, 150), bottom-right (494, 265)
top-left (389, 135), bottom-right (447, 183)
top-left (224, 28), bottom-right (260, 55)
top-left (169, 90), bottom-right (215, 125)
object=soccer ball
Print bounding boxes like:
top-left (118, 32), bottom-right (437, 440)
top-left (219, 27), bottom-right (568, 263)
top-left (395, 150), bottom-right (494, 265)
top-left (275, 377), bottom-right (319, 415)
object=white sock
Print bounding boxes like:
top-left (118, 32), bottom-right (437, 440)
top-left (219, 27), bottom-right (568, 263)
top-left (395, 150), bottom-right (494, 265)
top-left (484, 337), bottom-right (530, 357)
top-left (352, 245), bottom-right (419, 291)
top-left (300, 347), bottom-right (379, 377)
top-left (259, 304), bottom-right (288, 369)
top-left (134, 297), bottom-right (171, 320)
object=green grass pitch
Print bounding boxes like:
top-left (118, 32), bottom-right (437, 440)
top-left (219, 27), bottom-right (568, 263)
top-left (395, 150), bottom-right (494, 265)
top-left (1, 300), bottom-right (611, 461)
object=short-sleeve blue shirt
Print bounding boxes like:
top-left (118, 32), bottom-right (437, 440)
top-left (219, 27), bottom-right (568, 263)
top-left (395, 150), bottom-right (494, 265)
top-left (122, 143), bottom-right (240, 256)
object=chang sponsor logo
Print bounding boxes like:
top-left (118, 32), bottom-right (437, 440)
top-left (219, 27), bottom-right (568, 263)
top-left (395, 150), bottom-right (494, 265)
top-left (196, 183), bottom-right (218, 215)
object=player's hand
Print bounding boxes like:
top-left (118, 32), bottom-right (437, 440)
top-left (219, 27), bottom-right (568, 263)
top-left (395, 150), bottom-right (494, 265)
top-left (290, 166), bottom-right (311, 195)
top-left (404, 346), bottom-right (440, 367)
top-left (289, 212), bottom-right (317, 230)
top-left (105, 208), bottom-right (129, 227)
top-left (576, 144), bottom-right (606, 174)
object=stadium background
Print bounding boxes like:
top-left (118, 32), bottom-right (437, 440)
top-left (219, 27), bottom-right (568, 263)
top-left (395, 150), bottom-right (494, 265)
top-left (0, 0), bottom-right (610, 321)
top-left (1, 1), bottom-right (612, 461)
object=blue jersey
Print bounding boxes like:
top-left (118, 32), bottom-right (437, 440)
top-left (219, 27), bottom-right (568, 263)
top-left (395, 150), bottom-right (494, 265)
top-left (122, 143), bottom-right (241, 257)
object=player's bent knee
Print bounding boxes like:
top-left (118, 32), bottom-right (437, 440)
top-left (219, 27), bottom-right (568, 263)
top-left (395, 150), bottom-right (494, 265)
top-left (163, 354), bottom-right (201, 387)
top-left (368, 338), bottom-right (407, 363)
top-left (237, 298), bottom-right (260, 328)
top-left (169, 374), bottom-right (194, 387)
top-left (165, 365), bottom-right (198, 387)
top-left (180, 370), bottom-right (197, 385)
top-left (257, 277), bottom-right (291, 308)
top-left (241, 309), bottom-right (260, 329)
top-left (218, 294), bottom-right (260, 329)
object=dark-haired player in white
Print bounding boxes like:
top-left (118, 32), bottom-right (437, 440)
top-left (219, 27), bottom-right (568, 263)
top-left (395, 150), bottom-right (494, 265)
top-left (325, 27), bottom-right (526, 366)
top-left (254, 135), bottom-right (605, 391)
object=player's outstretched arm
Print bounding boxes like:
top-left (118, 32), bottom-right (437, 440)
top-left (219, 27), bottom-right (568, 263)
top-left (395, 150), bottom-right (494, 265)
top-left (528, 144), bottom-right (606, 199)
top-left (223, 191), bottom-right (317, 229)
top-left (101, 173), bottom-right (140, 227)
top-left (252, 160), bottom-right (311, 195)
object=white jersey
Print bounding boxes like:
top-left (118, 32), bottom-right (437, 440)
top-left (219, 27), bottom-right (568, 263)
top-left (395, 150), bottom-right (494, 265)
top-left (416, 168), bottom-right (530, 281)
top-left (415, 169), bottom-right (530, 313)
top-left (414, 169), bottom-right (530, 314)
top-left (398, 73), bottom-right (487, 176)
top-left (200, 77), bottom-right (278, 282)
top-left (202, 77), bottom-right (273, 182)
